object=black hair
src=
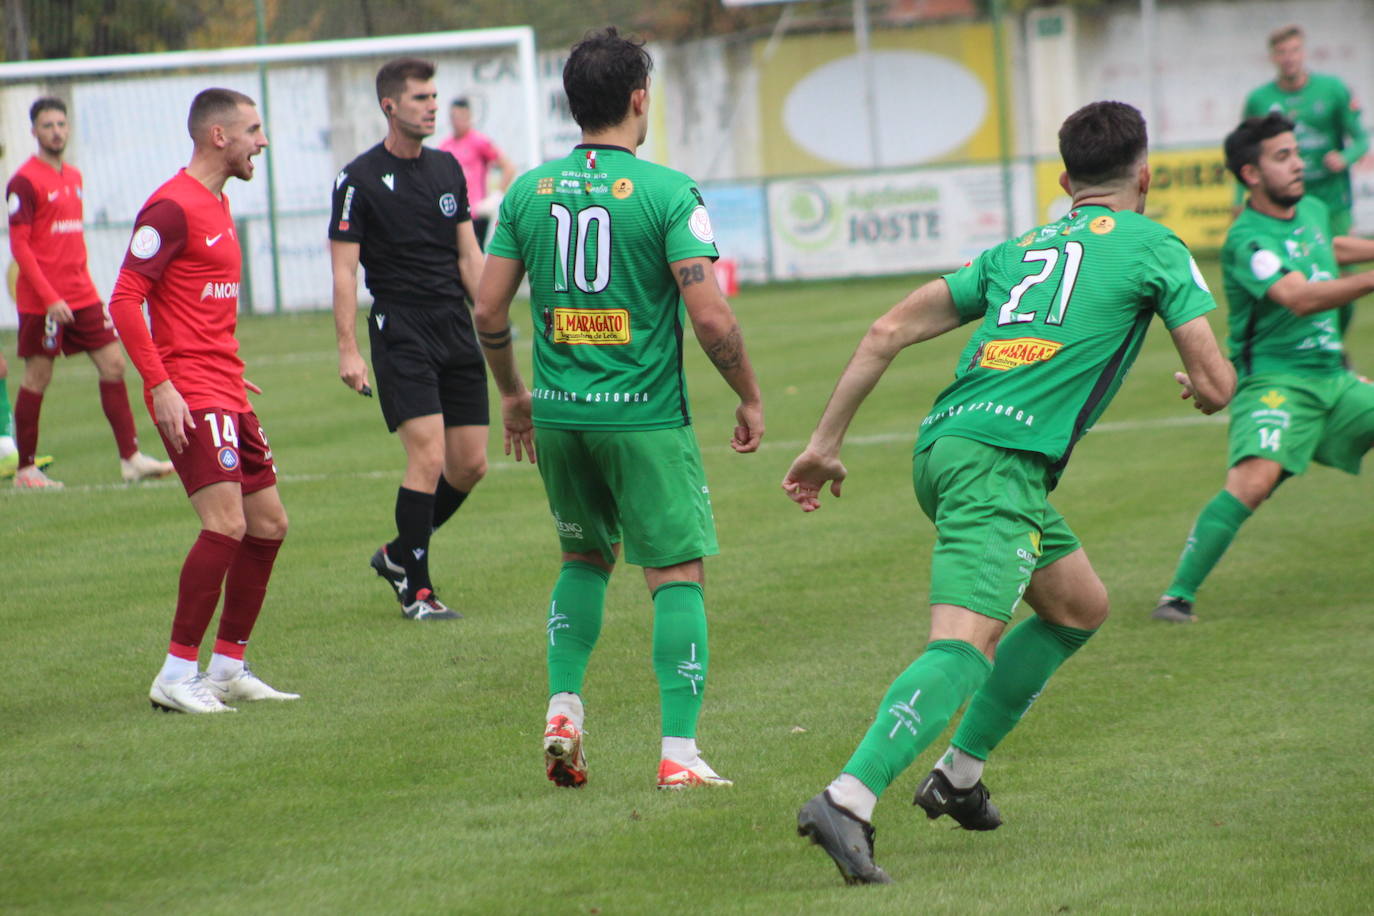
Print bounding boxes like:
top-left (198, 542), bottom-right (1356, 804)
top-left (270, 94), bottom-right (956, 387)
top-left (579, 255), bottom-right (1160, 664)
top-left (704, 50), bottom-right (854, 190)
top-left (1058, 101), bottom-right (1148, 186)
top-left (563, 27), bottom-right (652, 133)
top-left (1224, 113), bottom-right (1297, 183)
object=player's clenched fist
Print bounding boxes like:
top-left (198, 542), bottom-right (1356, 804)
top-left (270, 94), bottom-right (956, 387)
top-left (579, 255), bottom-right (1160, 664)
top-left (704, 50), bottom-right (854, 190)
top-left (782, 448), bottom-right (846, 512)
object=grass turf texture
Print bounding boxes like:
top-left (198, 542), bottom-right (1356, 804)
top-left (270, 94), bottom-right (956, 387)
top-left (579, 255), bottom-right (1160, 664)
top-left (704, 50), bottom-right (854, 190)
top-left (2, 263), bottom-right (1371, 914)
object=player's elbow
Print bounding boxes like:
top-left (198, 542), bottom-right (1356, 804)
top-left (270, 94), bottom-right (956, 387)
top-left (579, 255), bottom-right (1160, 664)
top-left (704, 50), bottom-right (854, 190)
top-left (864, 314), bottom-right (909, 359)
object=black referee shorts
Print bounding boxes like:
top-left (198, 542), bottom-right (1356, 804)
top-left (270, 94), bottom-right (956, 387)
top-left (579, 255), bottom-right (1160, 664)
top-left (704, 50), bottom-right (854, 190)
top-left (367, 303), bottom-right (490, 432)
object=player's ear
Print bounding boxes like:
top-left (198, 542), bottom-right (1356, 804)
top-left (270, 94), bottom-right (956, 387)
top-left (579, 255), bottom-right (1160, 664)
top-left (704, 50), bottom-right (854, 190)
top-left (1239, 162), bottom-right (1259, 189)
top-left (1138, 161), bottom-right (1151, 195)
top-left (630, 86), bottom-right (648, 118)
top-left (1057, 170), bottom-right (1071, 195)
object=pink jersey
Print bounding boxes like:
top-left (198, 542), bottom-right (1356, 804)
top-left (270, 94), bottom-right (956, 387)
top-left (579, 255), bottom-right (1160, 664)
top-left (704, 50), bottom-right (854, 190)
top-left (107, 169), bottom-right (249, 413)
top-left (438, 130), bottom-right (501, 209)
top-left (6, 156), bottom-right (101, 314)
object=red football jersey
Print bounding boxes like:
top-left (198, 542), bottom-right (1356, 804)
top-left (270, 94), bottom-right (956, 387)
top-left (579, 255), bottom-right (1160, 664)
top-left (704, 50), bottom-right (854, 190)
top-left (6, 156), bottom-right (101, 314)
top-left (107, 169), bottom-right (249, 413)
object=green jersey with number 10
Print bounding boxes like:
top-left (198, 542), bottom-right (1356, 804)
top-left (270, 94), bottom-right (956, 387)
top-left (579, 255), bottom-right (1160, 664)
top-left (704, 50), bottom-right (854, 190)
top-left (915, 205), bottom-right (1217, 480)
top-left (488, 145), bottom-right (719, 431)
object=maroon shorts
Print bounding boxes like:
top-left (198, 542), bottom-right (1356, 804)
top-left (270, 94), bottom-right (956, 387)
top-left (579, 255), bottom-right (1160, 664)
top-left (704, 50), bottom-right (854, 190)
top-left (159, 408), bottom-right (278, 497)
top-left (17, 302), bottom-right (118, 358)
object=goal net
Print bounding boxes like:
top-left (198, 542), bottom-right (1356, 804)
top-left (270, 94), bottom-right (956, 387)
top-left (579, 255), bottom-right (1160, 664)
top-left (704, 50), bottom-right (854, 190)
top-left (0, 27), bottom-right (540, 326)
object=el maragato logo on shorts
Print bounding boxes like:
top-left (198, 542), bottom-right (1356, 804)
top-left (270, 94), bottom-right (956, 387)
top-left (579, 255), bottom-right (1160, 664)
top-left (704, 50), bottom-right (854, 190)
top-left (552, 308), bottom-right (631, 345)
top-left (979, 337), bottom-right (1063, 371)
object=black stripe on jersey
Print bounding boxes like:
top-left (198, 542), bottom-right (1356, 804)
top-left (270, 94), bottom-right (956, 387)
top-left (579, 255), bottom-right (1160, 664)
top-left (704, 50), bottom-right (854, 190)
top-left (1238, 243), bottom-right (1263, 375)
top-left (674, 312), bottom-right (689, 425)
top-left (1050, 310), bottom-right (1153, 480)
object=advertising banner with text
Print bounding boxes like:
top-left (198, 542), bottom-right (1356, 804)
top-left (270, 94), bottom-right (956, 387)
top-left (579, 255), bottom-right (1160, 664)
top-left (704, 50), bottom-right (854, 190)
top-left (767, 164), bottom-right (1032, 281)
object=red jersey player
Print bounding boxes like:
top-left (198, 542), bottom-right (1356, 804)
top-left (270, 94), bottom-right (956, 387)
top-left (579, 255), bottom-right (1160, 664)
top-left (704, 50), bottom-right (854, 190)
top-left (108, 88), bottom-right (297, 714)
top-left (5, 96), bottom-right (172, 488)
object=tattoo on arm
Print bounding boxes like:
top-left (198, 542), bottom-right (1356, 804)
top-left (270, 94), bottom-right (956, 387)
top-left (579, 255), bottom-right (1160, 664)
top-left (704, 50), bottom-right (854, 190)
top-left (678, 263), bottom-right (706, 288)
top-left (705, 325), bottom-right (744, 372)
top-left (479, 326), bottom-right (512, 350)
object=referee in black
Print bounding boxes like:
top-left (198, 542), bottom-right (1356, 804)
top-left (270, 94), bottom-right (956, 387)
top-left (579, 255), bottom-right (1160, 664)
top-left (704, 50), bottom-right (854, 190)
top-left (330, 57), bottom-right (488, 621)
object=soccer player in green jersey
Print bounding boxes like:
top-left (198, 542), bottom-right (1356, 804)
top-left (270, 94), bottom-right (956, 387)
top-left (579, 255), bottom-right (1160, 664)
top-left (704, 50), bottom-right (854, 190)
top-left (1241, 25), bottom-right (1369, 335)
top-left (1153, 114), bottom-right (1374, 624)
top-left (474, 28), bottom-right (764, 791)
top-left (782, 101), bottom-right (1235, 885)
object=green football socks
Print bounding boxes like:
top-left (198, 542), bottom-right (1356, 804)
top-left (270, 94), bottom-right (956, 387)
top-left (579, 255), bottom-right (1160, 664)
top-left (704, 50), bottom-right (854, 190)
top-left (546, 561), bottom-right (609, 696)
top-left (952, 617), bottom-right (1096, 760)
top-left (1165, 489), bottom-right (1253, 602)
top-left (842, 640), bottom-right (993, 796)
top-left (651, 581), bottom-right (708, 739)
top-left (0, 377), bottom-right (13, 440)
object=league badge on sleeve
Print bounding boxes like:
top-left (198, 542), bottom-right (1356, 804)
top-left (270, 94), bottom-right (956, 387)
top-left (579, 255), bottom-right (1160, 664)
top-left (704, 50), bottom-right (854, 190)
top-left (130, 225), bottom-right (161, 259)
top-left (688, 206), bottom-right (715, 244)
top-left (439, 193), bottom-right (458, 217)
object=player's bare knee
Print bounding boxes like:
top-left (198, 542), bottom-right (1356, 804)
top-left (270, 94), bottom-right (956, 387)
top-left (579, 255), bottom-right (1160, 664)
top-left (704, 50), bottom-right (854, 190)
top-left (447, 456), bottom-right (486, 490)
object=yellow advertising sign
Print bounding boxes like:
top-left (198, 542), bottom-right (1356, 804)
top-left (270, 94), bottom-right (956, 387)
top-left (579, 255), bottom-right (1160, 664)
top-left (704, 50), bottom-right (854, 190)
top-left (1033, 147), bottom-right (1234, 251)
top-left (755, 26), bottom-right (1003, 176)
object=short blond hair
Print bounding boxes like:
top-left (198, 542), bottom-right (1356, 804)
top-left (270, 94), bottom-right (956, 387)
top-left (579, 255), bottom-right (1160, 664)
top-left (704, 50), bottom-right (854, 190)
top-left (1268, 25), bottom-right (1303, 48)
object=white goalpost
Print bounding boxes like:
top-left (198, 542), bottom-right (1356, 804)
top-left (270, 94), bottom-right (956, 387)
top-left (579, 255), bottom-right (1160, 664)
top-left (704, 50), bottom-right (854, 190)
top-left (0, 27), bottom-right (541, 325)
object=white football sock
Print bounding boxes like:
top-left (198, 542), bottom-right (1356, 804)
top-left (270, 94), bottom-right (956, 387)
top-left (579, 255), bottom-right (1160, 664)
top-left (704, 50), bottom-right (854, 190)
top-left (546, 691), bottom-right (584, 729)
top-left (661, 736), bottom-right (698, 764)
top-left (158, 654), bottom-right (197, 683)
top-left (935, 746), bottom-right (985, 790)
top-left (826, 773), bottom-right (877, 823)
top-left (208, 653), bottom-right (245, 681)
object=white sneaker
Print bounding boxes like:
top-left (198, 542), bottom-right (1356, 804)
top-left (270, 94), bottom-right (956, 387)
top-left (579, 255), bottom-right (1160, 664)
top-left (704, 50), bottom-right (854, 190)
top-left (149, 672), bottom-right (236, 714)
top-left (14, 465), bottom-right (63, 490)
top-left (121, 451), bottom-right (175, 482)
top-left (656, 756), bottom-right (734, 789)
top-left (207, 664), bottom-right (300, 702)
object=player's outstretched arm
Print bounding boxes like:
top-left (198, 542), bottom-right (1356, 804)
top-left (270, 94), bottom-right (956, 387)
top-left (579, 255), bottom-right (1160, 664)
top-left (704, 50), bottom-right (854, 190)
top-left (330, 240), bottom-right (370, 394)
top-left (1265, 268), bottom-right (1374, 316)
top-left (1168, 315), bottom-right (1235, 415)
top-left (674, 256), bottom-right (763, 453)
top-left (782, 278), bottom-right (962, 511)
top-left (474, 254), bottom-right (535, 463)
top-left (1333, 235), bottom-right (1374, 266)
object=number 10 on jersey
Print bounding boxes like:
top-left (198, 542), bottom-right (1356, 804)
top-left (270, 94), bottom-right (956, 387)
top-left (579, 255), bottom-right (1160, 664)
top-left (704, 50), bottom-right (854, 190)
top-left (550, 203), bottom-right (611, 294)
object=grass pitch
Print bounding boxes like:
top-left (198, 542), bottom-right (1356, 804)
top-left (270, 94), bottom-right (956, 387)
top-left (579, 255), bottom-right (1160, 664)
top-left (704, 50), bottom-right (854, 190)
top-left (2, 264), bottom-right (1371, 914)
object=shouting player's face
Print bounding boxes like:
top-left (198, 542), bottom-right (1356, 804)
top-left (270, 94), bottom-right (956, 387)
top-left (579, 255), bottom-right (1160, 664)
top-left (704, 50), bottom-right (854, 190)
top-left (1252, 132), bottom-right (1305, 208)
top-left (31, 109), bottom-right (68, 158)
top-left (1270, 36), bottom-right (1304, 84)
top-left (222, 103), bottom-right (269, 182)
top-left (390, 79), bottom-right (438, 141)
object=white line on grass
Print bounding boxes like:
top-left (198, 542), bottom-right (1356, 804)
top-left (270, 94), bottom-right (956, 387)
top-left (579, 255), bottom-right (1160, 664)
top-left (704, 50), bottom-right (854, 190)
top-left (1, 413), bottom-right (1225, 497)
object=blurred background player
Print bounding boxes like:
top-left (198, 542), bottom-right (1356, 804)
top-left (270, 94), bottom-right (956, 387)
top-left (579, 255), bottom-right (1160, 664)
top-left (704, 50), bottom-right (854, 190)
top-left (782, 101), bottom-right (1233, 884)
top-left (331, 58), bottom-right (489, 621)
top-left (475, 27), bottom-right (764, 790)
top-left (1241, 25), bottom-right (1369, 339)
top-left (1153, 114), bottom-right (1374, 624)
top-left (108, 88), bottom-right (297, 714)
top-left (6, 96), bottom-right (172, 489)
top-left (437, 96), bottom-right (514, 250)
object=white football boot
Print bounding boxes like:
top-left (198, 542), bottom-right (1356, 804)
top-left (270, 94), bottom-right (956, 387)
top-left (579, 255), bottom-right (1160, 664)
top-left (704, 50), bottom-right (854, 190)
top-left (207, 664), bottom-right (300, 702)
top-left (150, 672), bottom-right (236, 714)
top-left (121, 451), bottom-right (175, 482)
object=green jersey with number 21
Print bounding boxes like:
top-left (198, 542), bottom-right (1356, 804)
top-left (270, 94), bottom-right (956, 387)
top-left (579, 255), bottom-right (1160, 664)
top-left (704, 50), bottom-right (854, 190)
top-left (916, 206), bottom-right (1217, 481)
top-left (488, 145), bottom-right (719, 431)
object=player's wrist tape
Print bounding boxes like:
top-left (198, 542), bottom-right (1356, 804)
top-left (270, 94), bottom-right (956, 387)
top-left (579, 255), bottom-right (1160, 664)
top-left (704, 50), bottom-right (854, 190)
top-left (479, 326), bottom-right (512, 349)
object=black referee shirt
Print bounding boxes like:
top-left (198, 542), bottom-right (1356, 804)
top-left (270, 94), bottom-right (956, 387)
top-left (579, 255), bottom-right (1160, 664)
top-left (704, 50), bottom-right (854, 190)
top-left (329, 143), bottom-right (472, 308)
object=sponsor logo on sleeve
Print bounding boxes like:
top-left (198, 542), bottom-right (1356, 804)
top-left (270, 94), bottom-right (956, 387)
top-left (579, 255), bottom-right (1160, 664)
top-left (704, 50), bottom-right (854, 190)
top-left (7, 193), bottom-right (19, 215)
top-left (552, 308), bottom-right (631, 345)
top-left (130, 225), bottom-right (161, 259)
top-left (335, 170), bottom-right (348, 190)
top-left (1189, 256), bottom-right (1210, 292)
top-left (978, 337), bottom-right (1063, 371)
top-left (439, 192), bottom-right (457, 217)
top-left (688, 205), bottom-right (715, 243)
top-left (1250, 248), bottom-right (1281, 281)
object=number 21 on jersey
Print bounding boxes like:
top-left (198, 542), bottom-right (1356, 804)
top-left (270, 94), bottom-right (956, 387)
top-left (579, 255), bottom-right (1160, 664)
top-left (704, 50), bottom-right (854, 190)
top-left (997, 242), bottom-right (1085, 327)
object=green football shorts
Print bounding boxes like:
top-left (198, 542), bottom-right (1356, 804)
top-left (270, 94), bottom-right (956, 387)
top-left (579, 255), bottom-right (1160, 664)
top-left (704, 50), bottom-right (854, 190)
top-left (534, 425), bottom-right (718, 568)
top-left (1227, 372), bottom-right (1374, 476)
top-left (913, 435), bottom-right (1081, 623)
